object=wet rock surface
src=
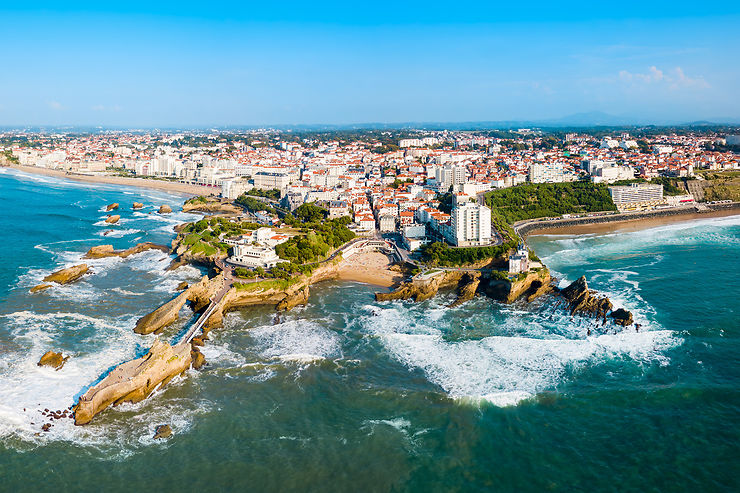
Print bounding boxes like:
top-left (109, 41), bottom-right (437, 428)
top-left (153, 424), bottom-right (173, 439)
top-left (42, 264), bottom-right (89, 285)
top-left (37, 351), bottom-right (69, 370)
top-left (84, 242), bottom-right (169, 259)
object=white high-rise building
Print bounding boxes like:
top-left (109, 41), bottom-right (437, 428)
top-left (609, 184), bottom-right (665, 211)
top-left (448, 203), bottom-right (492, 247)
top-left (529, 162), bottom-right (566, 183)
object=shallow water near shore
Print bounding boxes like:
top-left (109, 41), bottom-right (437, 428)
top-left (1, 168), bottom-right (739, 491)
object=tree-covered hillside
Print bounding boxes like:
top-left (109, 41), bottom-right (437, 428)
top-left (485, 182), bottom-right (616, 223)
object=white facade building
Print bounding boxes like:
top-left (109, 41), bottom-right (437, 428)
top-left (609, 183), bottom-right (665, 211)
top-left (508, 243), bottom-right (530, 273)
top-left (448, 203), bottom-right (492, 247)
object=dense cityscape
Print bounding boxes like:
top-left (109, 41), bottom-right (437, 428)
top-left (3, 127), bottom-right (739, 270)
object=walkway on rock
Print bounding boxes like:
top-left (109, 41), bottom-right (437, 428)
top-left (180, 257), bottom-right (234, 344)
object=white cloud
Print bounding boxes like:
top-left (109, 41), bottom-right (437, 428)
top-left (619, 66), bottom-right (709, 90)
top-left (670, 67), bottom-right (710, 89)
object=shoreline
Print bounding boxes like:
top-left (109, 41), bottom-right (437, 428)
top-left (523, 207), bottom-right (740, 237)
top-left (6, 164), bottom-right (219, 197)
top-left (335, 251), bottom-right (404, 288)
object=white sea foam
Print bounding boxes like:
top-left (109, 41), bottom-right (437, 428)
top-left (111, 287), bottom-right (145, 296)
top-left (0, 308), bottom-right (211, 453)
top-left (361, 303), bottom-right (679, 406)
top-left (96, 228), bottom-right (141, 238)
top-left (247, 319), bottom-right (342, 365)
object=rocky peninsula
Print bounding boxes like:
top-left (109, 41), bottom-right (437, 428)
top-left (73, 339), bottom-right (193, 425)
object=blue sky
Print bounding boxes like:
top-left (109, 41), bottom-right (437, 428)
top-left (0, 1), bottom-right (738, 127)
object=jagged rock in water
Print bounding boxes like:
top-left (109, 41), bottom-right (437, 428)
top-left (158, 205), bottom-right (172, 214)
top-left (134, 291), bottom-right (190, 335)
top-left (132, 202), bottom-right (144, 209)
top-left (30, 284), bottom-right (53, 293)
top-left (133, 275), bottom-right (222, 334)
top-left (609, 308), bottom-right (634, 326)
top-left (560, 276), bottom-right (611, 319)
top-left (42, 264), bottom-right (89, 284)
top-left (84, 242), bottom-right (169, 259)
top-left (106, 203), bottom-right (119, 211)
top-left (191, 348), bottom-right (206, 370)
top-left (559, 276), bottom-right (636, 326)
top-left (153, 424), bottom-right (172, 439)
top-left (37, 351), bottom-right (69, 370)
top-left (176, 281), bottom-right (189, 291)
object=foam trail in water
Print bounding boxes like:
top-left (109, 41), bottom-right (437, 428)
top-left (361, 299), bottom-right (679, 406)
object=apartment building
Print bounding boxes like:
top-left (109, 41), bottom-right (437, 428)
top-left (609, 183), bottom-right (665, 211)
top-left (448, 203), bottom-right (492, 247)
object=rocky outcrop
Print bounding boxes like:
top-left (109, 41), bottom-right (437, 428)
top-left (182, 197), bottom-right (241, 214)
top-left (191, 347), bottom-right (206, 370)
top-left (106, 203), bottom-right (119, 211)
top-left (176, 281), bottom-right (189, 291)
top-left (42, 264), bottom-right (89, 284)
top-left (73, 338), bottom-right (192, 425)
top-left (105, 214), bottom-right (120, 224)
top-left (30, 284), bottom-right (53, 293)
top-left (84, 242), bottom-right (170, 259)
top-left (158, 205), bottom-right (172, 214)
top-left (38, 351), bottom-right (69, 370)
top-left (134, 290), bottom-right (190, 335)
top-left (153, 424), bottom-right (172, 439)
top-left (133, 275), bottom-right (223, 334)
top-left (276, 286), bottom-right (310, 311)
top-left (609, 308), bottom-right (634, 326)
top-left (132, 202), bottom-right (144, 209)
top-left (376, 271), bottom-right (465, 303)
top-left (482, 270), bottom-right (553, 304)
top-left (558, 276), bottom-right (617, 324)
top-left (448, 272), bottom-right (481, 308)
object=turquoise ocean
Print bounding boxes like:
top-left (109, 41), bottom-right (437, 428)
top-left (0, 167), bottom-right (738, 491)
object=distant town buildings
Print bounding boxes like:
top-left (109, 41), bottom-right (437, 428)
top-left (5, 126), bottom-right (739, 245)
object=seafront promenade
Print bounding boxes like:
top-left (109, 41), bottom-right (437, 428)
top-left (515, 202), bottom-right (740, 237)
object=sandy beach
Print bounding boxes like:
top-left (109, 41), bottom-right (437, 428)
top-left (7, 164), bottom-right (219, 197)
top-left (336, 251), bottom-right (404, 288)
top-left (526, 208), bottom-right (740, 237)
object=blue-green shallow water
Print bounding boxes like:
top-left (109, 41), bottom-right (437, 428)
top-left (1, 167), bottom-right (739, 492)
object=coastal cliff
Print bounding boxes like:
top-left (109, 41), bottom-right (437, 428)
top-left (376, 269), bottom-right (552, 305)
top-left (374, 268), bottom-right (633, 329)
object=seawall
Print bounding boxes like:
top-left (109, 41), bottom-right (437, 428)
top-left (515, 202), bottom-right (740, 237)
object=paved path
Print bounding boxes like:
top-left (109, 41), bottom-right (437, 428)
top-left (181, 257), bottom-right (234, 344)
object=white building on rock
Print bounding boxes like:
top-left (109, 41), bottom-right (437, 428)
top-left (227, 228), bottom-right (290, 268)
